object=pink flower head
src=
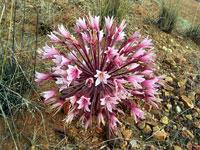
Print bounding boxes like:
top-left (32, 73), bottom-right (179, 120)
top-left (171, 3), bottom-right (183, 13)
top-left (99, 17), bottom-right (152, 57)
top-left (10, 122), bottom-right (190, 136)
top-left (81, 32), bottom-right (90, 43)
top-left (36, 15), bottom-right (165, 132)
top-left (99, 30), bottom-right (104, 42)
top-left (41, 90), bottom-right (57, 100)
top-left (48, 32), bottom-right (62, 43)
top-left (39, 45), bottom-right (59, 59)
top-left (85, 77), bottom-right (94, 87)
top-left (54, 24), bottom-right (71, 39)
top-left (49, 101), bottom-right (64, 115)
top-left (93, 16), bottom-right (100, 31)
top-left (105, 16), bottom-right (114, 31)
top-left (145, 96), bottom-right (161, 109)
top-left (77, 18), bottom-right (87, 31)
top-left (131, 105), bottom-right (145, 123)
top-left (77, 96), bottom-right (91, 112)
top-left (116, 31), bottom-right (126, 41)
top-left (128, 63), bottom-right (140, 70)
top-left (97, 111), bottom-right (105, 126)
top-left (138, 38), bottom-right (152, 49)
top-left (100, 94), bottom-right (118, 112)
top-left (94, 70), bottom-right (111, 86)
top-left (118, 20), bottom-right (126, 32)
top-left (144, 88), bottom-right (158, 97)
top-left (141, 70), bottom-right (153, 76)
top-left (142, 78), bottom-right (159, 89)
top-left (105, 47), bottom-right (118, 62)
top-left (53, 55), bottom-right (71, 67)
top-left (128, 30), bottom-right (141, 42)
top-left (52, 68), bottom-right (68, 77)
top-left (67, 65), bottom-right (82, 82)
top-left (110, 113), bottom-right (122, 131)
top-left (132, 49), bottom-right (146, 58)
top-left (114, 54), bottom-right (126, 67)
top-left (139, 51), bottom-right (156, 63)
top-left (127, 75), bottom-right (145, 89)
top-left (35, 72), bottom-right (51, 83)
top-left (63, 111), bottom-right (77, 124)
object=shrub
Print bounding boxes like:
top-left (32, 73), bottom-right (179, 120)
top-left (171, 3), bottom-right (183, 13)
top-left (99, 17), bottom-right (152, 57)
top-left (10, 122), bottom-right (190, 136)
top-left (36, 15), bottom-right (164, 132)
top-left (185, 24), bottom-right (200, 45)
top-left (156, 1), bottom-right (179, 33)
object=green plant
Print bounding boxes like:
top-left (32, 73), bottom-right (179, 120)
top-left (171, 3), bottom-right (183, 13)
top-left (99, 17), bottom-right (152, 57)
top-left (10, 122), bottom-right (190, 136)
top-left (185, 24), bottom-right (200, 45)
top-left (156, 1), bottom-right (179, 33)
top-left (89, 0), bottom-right (132, 29)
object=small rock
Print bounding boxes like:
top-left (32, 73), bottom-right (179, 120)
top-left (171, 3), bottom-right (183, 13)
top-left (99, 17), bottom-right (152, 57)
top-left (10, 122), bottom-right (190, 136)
top-left (188, 92), bottom-right (195, 101)
top-left (193, 120), bottom-right (200, 128)
top-left (178, 79), bottom-right (187, 88)
top-left (176, 106), bottom-right (181, 113)
top-left (137, 121), bottom-right (146, 130)
top-left (182, 128), bottom-right (194, 139)
top-left (193, 112), bottom-right (199, 118)
top-left (153, 129), bottom-right (168, 141)
top-left (165, 76), bottom-right (173, 83)
top-left (145, 118), bottom-right (158, 126)
top-left (122, 130), bottom-right (132, 140)
top-left (160, 116), bottom-right (169, 124)
top-left (166, 104), bottom-right (172, 110)
top-left (185, 115), bottom-right (192, 121)
top-left (174, 145), bottom-right (182, 150)
top-left (153, 126), bottom-right (160, 132)
top-left (180, 95), bottom-right (194, 109)
top-left (130, 140), bottom-right (137, 148)
top-left (143, 125), bottom-right (152, 134)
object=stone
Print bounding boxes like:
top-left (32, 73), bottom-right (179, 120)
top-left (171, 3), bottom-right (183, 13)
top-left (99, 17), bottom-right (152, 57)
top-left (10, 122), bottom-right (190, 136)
top-left (153, 126), bottom-right (160, 132)
top-left (193, 120), bottom-right (200, 128)
top-left (166, 104), bottom-right (172, 110)
top-left (160, 116), bottom-right (169, 124)
top-left (137, 121), bottom-right (146, 130)
top-left (143, 125), bottom-right (152, 134)
top-left (174, 145), bottom-right (182, 150)
top-left (182, 128), bottom-right (194, 139)
top-left (130, 140), bottom-right (137, 148)
top-left (145, 118), bottom-right (158, 126)
top-left (176, 106), bottom-right (181, 113)
top-left (153, 129), bottom-right (168, 141)
top-left (193, 112), bottom-right (198, 118)
top-left (185, 115), bottom-right (192, 121)
top-left (188, 92), bottom-right (196, 101)
top-left (122, 130), bottom-right (132, 140)
top-left (180, 95), bottom-right (194, 109)
top-left (165, 76), bottom-right (173, 83)
top-left (178, 79), bottom-right (187, 88)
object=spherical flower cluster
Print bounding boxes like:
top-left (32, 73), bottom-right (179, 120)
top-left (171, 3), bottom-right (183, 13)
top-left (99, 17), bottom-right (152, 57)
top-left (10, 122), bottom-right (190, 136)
top-left (35, 15), bottom-right (165, 132)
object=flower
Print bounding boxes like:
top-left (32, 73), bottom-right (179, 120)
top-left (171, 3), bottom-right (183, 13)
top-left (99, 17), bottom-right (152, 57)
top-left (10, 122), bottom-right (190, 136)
top-left (131, 105), bottom-right (145, 123)
top-left (105, 16), bottom-right (114, 31)
top-left (41, 90), bottom-right (57, 100)
top-left (100, 94), bottom-right (118, 112)
top-left (67, 65), bottom-right (82, 82)
top-left (36, 15), bottom-right (164, 133)
top-left (94, 70), bottom-right (111, 86)
top-left (77, 96), bottom-right (91, 112)
top-left (35, 72), bottom-right (51, 83)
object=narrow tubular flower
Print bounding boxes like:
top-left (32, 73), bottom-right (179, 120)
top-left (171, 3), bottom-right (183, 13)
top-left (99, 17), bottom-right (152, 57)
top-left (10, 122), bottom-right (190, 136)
top-left (36, 15), bottom-right (164, 133)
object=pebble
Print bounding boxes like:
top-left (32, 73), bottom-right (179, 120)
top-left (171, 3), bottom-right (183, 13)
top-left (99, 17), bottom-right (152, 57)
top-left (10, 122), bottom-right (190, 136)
top-left (167, 104), bottom-right (172, 110)
top-left (153, 126), bottom-right (160, 132)
top-left (153, 129), bottom-right (168, 141)
top-left (122, 130), bottom-right (132, 140)
top-left (180, 95), bottom-right (194, 109)
top-left (137, 121), bottom-right (146, 130)
top-left (174, 145), bottom-right (182, 150)
top-left (130, 140), bottom-right (137, 148)
top-left (193, 112), bottom-right (198, 118)
top-left (160, 116), bottom-right (169, 124)
top-left (185, 114), bottom-right (192, 121)
top-left (176, 106), bottom-right (181, 113)
top-left (143, 125), bottom-right (152, 134)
